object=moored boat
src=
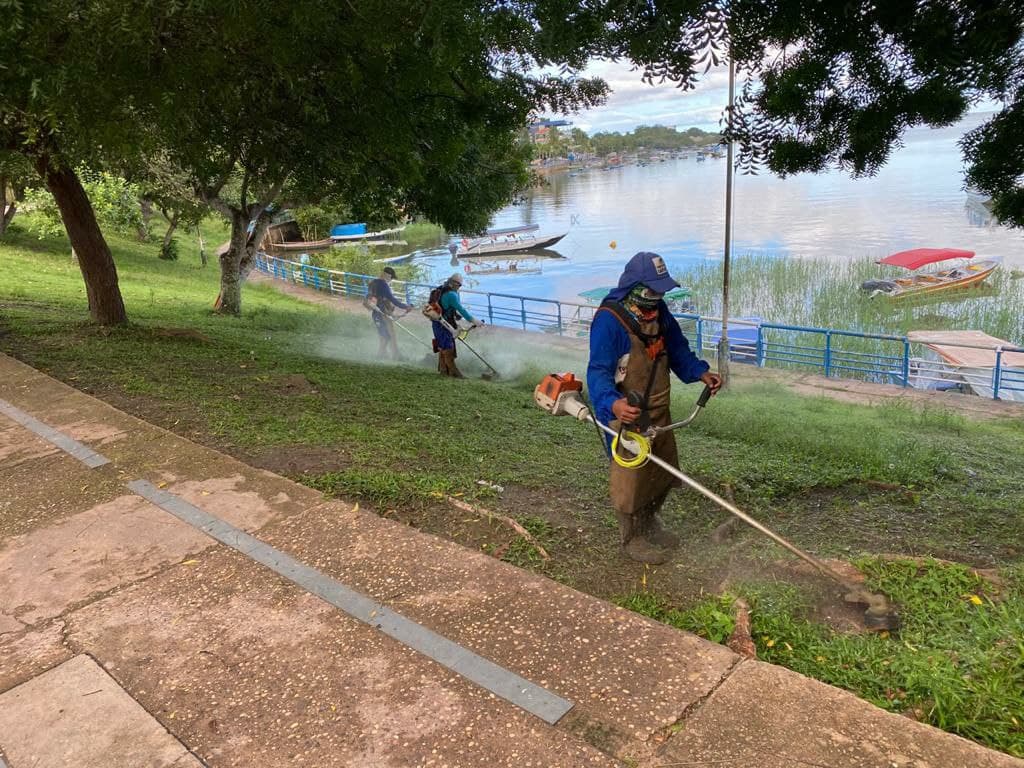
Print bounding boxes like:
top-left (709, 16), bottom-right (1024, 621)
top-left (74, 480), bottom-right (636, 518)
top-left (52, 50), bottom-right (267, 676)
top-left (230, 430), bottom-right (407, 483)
top-left (861, 248), bottom-right (1000, 299)
top-left (455, 224), bottom-right (567, 256)
top-left (329, 223), bottom-right (407, 242)
top-left (907, 330), bottom-right (1024, 402)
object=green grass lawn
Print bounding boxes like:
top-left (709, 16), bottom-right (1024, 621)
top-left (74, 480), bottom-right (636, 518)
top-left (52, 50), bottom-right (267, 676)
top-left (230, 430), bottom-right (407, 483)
top-left (2, 218), bottom-right (1023, 755)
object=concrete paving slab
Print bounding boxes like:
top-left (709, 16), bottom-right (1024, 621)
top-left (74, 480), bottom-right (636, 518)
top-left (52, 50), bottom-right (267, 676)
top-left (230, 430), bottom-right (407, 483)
top-left (1, 474), bottom-right (305, 629)
top-left (0, 654), bottom-right (203, 768)
top-left (65, 549), bottom-right (621, 768)
top-left (0, 420), bottom-right (61, 470)
top-left (0, 437), bottom-right (126, 539)
top-left (0, 623), bottom-right (71, 692)
top-left (255, 500), bottom-right (738, 755)
top-left (648, 660), bottom-right (1024, 768)
top-left (0, 397), bottom-right (112, 467)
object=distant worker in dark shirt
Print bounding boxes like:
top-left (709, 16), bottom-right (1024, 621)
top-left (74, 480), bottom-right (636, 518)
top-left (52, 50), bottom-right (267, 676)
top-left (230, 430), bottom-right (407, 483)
top-left (363, 267), bottom-right (412, 360)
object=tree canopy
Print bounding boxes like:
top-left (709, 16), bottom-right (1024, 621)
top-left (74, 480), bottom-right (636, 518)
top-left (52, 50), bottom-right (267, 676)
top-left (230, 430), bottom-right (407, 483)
top-left (723, 0), bottom-right (1024, 226)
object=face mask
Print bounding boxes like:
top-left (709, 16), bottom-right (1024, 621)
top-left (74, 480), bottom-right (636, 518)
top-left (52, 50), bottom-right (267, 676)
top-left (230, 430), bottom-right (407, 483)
top-left (627, 285), bottom-right (663, 317)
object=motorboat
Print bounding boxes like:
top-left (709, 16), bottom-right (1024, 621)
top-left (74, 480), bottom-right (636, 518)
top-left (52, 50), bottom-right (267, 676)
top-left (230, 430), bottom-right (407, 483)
top-left (861, 248), bottom-right (1000, 299)
top-left (455, 224), bottom-right (567, 256)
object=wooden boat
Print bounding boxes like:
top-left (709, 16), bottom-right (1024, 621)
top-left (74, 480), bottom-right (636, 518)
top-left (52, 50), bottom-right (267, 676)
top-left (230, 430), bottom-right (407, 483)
top-left (271, 238), bottom-right (333, 252)
top-left (907, 330), bottom-right (1024, 402)
top-left (455, 224), bottom-right (567, 256)
top-left (263, 220), bottom-right (333, 252)
top-left (861, 248), bottom-right (1000, 299)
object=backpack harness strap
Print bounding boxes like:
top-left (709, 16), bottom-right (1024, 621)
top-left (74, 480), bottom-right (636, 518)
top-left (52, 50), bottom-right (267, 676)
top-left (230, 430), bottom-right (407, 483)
top-left (596, 300), bottom-right (667, 434)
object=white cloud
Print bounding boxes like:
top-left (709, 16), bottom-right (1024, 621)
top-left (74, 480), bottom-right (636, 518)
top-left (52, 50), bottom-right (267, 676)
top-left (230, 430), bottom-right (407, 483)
top-left (545, 59), bottom-right (733, 134)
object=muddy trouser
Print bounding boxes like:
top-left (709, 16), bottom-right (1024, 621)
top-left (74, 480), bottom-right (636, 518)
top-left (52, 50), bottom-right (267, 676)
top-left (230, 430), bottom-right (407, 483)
top-left (609, 418), bottom-right (681, 543)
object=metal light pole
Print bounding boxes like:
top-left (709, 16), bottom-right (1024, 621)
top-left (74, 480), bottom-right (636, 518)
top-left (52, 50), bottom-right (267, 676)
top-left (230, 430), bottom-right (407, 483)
top-left (716, 56), bottom-right (736, 386)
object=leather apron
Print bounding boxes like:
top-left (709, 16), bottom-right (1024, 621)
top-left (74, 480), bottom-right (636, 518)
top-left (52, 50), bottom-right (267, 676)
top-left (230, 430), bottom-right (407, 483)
top-left (608, 316), bottom-right (681, 517)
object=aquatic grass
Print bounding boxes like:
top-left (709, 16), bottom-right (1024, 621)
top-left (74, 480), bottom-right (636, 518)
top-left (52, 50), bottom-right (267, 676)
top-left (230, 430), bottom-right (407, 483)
top-left (680, 253), bottom-right (1024, 344)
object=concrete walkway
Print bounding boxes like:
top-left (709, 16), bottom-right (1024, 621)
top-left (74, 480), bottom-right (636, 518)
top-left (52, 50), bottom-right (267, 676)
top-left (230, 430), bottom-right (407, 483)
top-left (1, 350), bottom-right (1020, 768)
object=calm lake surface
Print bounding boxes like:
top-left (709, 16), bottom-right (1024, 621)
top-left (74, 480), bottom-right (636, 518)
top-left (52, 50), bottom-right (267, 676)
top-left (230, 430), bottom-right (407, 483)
top-left (420, 113), bottom-right (1024, 312)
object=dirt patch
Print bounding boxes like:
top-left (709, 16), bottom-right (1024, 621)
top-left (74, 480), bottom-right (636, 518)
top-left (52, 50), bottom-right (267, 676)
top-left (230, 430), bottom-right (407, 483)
top-left (151, 327), bottom-right (212, 344)
top-left (270, 373), bottom-right (318, 396)
top-left (246, 443), bottom-right (348, 477)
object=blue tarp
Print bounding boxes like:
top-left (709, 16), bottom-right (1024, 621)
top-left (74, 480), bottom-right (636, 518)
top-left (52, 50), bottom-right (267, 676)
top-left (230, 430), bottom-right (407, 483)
top-left (710, 318), bottom-right (761, 346)
top-left (331, 222), bottom-right (368, 237)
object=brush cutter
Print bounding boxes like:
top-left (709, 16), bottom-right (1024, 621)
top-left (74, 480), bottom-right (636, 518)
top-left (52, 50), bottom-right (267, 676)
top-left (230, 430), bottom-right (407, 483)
top-left (389, 314), bottom-right (433, 350)
top-left (533, 373), bottom-right (900, 632)
top-left (440, 320), bottom-right (500, 380)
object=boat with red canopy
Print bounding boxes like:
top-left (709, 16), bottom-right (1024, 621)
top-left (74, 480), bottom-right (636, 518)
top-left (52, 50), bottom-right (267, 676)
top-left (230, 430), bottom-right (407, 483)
top-left (861, 248), bottom-right (1000, 299)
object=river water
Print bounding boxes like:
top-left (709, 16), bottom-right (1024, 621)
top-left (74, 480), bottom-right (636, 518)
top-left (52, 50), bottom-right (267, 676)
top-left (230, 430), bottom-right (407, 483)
top-left (419, 112), bottom-right (1024, 310)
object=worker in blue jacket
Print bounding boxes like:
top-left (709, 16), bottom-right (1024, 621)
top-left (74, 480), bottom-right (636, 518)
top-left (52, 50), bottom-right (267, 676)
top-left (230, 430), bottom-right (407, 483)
top-left (587, 251), bottom-right (722, 564)
top-left (363, 266), bottom-right (412, 360)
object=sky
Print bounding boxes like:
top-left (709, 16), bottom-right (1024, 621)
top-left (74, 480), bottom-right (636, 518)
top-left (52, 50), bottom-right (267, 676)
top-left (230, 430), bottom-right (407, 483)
top-left (560, 59), bottom-right (733, 135)
top-left (563, 59), bottom-right (1000, 136)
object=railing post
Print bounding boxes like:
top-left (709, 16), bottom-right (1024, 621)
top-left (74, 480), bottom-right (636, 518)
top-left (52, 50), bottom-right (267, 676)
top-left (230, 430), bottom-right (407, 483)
top-left (520, 298), bottom-right (527, 330)
top-left (756, 325), bottom-right (765, 367)
top-left (343, 273), bottom-right (350, 295)
top-left (994, 349), bottom-right (1003, 400)
top-left (487, 294), bottom-right (494, 324)
top-left (557, 301), bottom-right (563, 335)
top-left (696, 317), bottom-right (703, 354)
top-left (824, 331), bottom-right (832, 377)
top-left (361, 276), bottom-right (368, 298)
top-left (314, 267), bottom-right (321, 290)
top-left (902, 340), bottom-right (911, 387)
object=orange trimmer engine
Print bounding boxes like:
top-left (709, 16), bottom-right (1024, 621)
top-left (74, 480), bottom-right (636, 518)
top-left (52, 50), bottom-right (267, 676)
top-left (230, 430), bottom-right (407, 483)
top-left (533, 373), bottom-right (590, 420)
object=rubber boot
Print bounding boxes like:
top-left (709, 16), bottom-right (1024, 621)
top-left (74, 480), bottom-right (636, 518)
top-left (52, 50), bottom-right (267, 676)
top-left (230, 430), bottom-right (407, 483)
top-left (617, 512), bottom-right (669, 565)
top-left (642, 497), bottom-right (680, 550)
top-left (444, 349), bottom-right (465, 379)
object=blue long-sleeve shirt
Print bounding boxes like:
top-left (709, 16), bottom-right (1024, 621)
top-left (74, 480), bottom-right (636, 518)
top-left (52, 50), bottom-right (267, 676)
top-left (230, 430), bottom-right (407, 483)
top-left (367, 278), bottom-right (411, 312)
top-left (587, 304), bottom-right (708, 427)
top-left (439, 290), bottom-right (474, 324)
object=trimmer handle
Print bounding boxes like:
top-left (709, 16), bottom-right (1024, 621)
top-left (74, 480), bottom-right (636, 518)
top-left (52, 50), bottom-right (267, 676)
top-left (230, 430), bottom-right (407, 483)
top-left (624, 390), bottom-right (651, 431)
top-left (696, 384), bottom-right (712, 408)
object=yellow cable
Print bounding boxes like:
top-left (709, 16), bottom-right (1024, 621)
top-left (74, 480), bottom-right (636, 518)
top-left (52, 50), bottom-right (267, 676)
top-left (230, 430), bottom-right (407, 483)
top-left (611, 430), bottom-right (651, 468)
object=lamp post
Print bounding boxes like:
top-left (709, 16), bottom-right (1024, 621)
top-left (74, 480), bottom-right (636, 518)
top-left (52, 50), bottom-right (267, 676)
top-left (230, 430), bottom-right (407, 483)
top-left (716, 56), bottom-right (736, 386)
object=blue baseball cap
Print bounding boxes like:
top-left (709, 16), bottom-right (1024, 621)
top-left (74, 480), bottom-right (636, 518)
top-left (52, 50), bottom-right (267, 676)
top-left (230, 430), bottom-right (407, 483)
top-left (612, 251), bottom-right (680, 296)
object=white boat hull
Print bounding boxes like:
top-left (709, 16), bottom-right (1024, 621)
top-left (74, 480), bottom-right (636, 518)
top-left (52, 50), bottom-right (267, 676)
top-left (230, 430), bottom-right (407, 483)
top-left (457, 232), bottom-right (566, 257)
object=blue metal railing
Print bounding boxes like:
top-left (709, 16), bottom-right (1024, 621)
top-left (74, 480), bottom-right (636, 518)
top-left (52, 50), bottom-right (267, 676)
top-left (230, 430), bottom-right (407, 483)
top-left (253, 254), bottom-right (1024, 402)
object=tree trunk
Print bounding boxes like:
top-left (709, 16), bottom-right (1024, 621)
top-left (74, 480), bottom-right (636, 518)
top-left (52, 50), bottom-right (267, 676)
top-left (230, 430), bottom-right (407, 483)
top-left (163, 214), bottom-right (179, 248)
top-left (34, 156), bottom-right (128, 325)
top-left (138, 197), bottom-right (154, 242)
top-left (197, 225), bottom-right (207, 267)
top-left (216, 210), bottom-right (249, 315)
top-left (160, 212), bottom-right (179, 259)
top-left (0, 174), bottom-right (18, 236)
top-left (216, 209), bottom-right (271, 315)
